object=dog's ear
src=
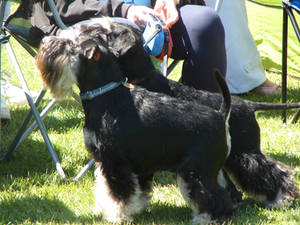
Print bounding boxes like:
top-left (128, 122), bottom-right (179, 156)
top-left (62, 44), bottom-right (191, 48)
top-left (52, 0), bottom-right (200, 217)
top-left (106, 32), bottom-right (120, 57)
top-left (106, 27), bottom-right (137, 58)
top-left (84, 46), bottom-right (101, 61)
top-left (81, 39), bottom-right (101, 61)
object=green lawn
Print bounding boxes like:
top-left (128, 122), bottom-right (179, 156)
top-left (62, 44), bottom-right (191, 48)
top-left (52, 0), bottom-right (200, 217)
top-left (0, 1), bottom-right (299, 224)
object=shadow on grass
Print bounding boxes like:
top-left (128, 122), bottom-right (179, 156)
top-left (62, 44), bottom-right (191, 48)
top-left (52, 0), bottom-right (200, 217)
top-left (41, 99), bottom-right (84, 134)
top-left (0, 134), bottom-right (89, 182)
top-left (233, 197), bottom-right (300, 224)
top-left (135, 201), bottom-right (282, 225)
top-left (231, 201), bottom-right (270, 225)
top-left (0, 136), bottom-right (92, 182)
top-left (0, 197), bottom-right (102, 224)
top-left (0, 184), bottom-right (297, 225)
top-left (1, 99), bottom-right (83, 137)
top-left (261, 56), bottom-right (282, 72)
top-left (0, 98), bottom-right (87, 179)
top-left (0, 138), bottom-right (57, 175)
top-left (268, 151), bottom-right (300, 167)
top-left (134, 203), bottom-right (191, 224)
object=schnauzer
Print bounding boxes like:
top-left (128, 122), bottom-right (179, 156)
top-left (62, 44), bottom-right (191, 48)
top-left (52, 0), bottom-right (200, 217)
top-left (58, 18), bottom-right (299, 208)
top-left (36, 34), bottom-right (234, 224)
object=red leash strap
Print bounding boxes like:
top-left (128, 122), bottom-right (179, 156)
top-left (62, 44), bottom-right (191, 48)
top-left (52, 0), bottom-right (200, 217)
top-left (156, 27), bottom-right (173, 60)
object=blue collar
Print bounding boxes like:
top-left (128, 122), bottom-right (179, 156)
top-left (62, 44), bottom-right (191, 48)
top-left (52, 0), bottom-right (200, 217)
top-left (80, 81), bottom-right (122, 100)
top-left (80, 80), bottom-right (135, 101)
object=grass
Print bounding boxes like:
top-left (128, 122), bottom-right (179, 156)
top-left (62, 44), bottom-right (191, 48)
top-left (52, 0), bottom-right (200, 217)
top-left (0, 1), bottom-right (300, 224)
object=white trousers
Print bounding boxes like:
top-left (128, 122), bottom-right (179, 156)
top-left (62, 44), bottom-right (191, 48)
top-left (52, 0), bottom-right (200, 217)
top-left (205, 0), bottom-right (266, 93)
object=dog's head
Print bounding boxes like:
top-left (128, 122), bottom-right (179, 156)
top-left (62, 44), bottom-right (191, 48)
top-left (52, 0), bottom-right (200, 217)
top-left (35, 36), bottom-right (81, 99)
top-left (63, 18), bottom-right (156, 82)
top-left (36, 32), bottom-right (123, 98)
top-left (107, 22), bottom-right (157, 82)
top-left (104, 21), bottom-right (157, 82)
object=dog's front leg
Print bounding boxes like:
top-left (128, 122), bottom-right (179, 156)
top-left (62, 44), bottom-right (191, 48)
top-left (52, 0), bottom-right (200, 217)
top-left (93, 158), bottom-right (147, 223)
top-left (176, 168), bottom-right (234, 224)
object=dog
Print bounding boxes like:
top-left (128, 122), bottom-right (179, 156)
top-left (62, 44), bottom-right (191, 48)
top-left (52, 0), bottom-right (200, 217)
top-left (36, 33), bottom-right (236, 224)
top-left (57, 18), bottom-right (300, 208)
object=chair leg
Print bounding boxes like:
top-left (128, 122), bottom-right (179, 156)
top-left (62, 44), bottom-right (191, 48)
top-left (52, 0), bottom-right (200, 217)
top-left (3, 41), bottom-right (66, 178)
top-left (74, 159), bottom-right (95, 181)
top-left (290, 109), bottom-right (300, 124)
top-left (167, 59), bottom-right (180, 76)
top-left (4, 98), bottom-right (57, 161)
top-left (15, 99), bottom-right (57, 150)
top-left (25, 92), bottom-right (66, 178)
top-left (286, 6), bottom-right (300, 42)
top-left (2, 89), bottom-right (47, 160)
top-left (285, 7), bottom-right (300, 124)
top-left (282, 7), bottom-right (288, 123)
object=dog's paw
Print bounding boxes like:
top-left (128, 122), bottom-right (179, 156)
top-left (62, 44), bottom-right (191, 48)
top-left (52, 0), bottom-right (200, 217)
top-left (93, 205), bottom-right (102, 215)
top-left (192, 213), bottom-right (216, 225)
top-left (103, 214), bottom-right (133, 223)
top-left (264, 189), bottom-right (296, 209)
top-left (253, 188), bottom-right (297, 209)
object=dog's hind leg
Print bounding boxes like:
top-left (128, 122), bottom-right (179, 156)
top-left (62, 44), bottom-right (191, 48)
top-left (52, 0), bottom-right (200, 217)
top-left (225, 151), bottom-right (299, 208)
top-left (94, 161), bottom-right (146, 223)
top-left (137, 173), bottom-right (153, 210)
top-left (217, 169), bottom-right (243, 206)
top-left (176, 169), bottom-right (234, 224)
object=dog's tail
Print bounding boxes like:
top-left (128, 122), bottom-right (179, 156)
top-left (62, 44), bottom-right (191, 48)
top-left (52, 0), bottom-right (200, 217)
top-left (214, 69), bottom-right (231, 120)
top-left (214, 69), bottom-right (232, 158)
top-left (247, 101), bottom-right (300, 112)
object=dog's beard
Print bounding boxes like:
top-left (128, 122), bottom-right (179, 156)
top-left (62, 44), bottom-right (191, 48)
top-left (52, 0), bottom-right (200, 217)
top-left (36, 40), bottom-right (79, 99)
top-left (49, 65), bottom-right (78, 99)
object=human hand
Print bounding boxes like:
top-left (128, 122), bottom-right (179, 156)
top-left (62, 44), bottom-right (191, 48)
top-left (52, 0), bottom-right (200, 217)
top-left (154, 0), bottom-right (179, 28)
top-left (126, 5), bottom-right (160, 27)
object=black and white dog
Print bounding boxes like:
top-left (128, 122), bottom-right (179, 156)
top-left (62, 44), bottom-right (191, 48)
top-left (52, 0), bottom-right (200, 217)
top-left (36, 34), bottom-right (235, 223)
top-left (57, 18), bottom-right (299, 208)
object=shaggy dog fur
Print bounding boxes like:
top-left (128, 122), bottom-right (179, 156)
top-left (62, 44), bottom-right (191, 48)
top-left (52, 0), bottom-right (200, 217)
top-left (57, 18), bottom-right (299, 208)
top-left (36, 34), bottom-right (235, 224)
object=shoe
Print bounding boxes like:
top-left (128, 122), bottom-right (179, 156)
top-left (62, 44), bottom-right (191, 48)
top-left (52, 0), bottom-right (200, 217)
top-left (1, 95), bottom-right (11, 120)
top-left (1, 76), bottom-right (38, 103)
top-left (252, 79), bottom-right (281, 95)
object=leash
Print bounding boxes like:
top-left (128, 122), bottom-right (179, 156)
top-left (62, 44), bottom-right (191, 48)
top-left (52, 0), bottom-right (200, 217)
top-left (142, 14), bottom-right (173, 77)
top-left (80, 79), bottom-right (134, 101)
top-left (161, 29), bottom-right (170, 76)
top-left (143, 25), bottom-right (162, 49)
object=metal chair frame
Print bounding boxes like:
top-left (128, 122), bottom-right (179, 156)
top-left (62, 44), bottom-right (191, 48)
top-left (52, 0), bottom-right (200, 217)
top-left (0, 0), bottom-right (70, 179)
top-left (281, 0), bottom-right (300, 124)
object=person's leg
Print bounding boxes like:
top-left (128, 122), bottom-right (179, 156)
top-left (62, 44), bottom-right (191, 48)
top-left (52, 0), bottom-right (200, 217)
top-left (170, 5), bottom-right (226, 93)
top-left (204, 0), bottom-right (279, 94)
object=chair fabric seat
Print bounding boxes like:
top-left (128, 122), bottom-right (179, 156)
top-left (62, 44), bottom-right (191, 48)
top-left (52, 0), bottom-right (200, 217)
top-left (5, 17), bottom-right (31, 39)
top-left (281, 0), bottom-right (300, 123)
top-left (290, 0), bottom-right (300, 11)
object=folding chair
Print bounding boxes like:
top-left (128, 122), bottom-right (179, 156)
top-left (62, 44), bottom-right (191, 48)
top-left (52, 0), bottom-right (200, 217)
top-left (282, 0), bottom-right (300, 123)
top-left (0, 0), bottom-right (76, 179)
top-left (74, 0), bottom-right (224, 181)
